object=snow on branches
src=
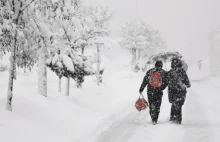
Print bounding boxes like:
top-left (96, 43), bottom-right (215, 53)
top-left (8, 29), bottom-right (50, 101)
top-left (0, 0), bottom-right (39, 110)
top-left (47, 48), bottom-right (97, 88)
top-left (1, 0), bottom-right (110, 100)
top-left (44, 0), bottom-right (109, 88)
top-left (120, 20), bottom-right (165, 51)
top-left (119, 20), bottom-right (166, 71)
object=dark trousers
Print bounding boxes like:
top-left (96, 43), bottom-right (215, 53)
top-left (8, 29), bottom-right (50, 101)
top-left (170, 102), bottom-right (183, 124)
top-left (147, 91), bottom-right (163, 122)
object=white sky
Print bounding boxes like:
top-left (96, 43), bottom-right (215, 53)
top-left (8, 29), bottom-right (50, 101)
top-left (83, 0), bottom-right (220, 61)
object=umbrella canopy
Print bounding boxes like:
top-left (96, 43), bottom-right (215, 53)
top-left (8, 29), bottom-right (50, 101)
top-left (147, 52), bottom-right (183, 64)
top-left (181, 59), bottom-right (188, 72)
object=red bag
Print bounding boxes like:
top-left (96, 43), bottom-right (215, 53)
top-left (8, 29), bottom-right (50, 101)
top-left (135, 94), bottom-right (148, 111)
top-left (150, 72), bottom-right (162, 88)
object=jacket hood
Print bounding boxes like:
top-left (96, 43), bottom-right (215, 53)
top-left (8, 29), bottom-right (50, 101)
top-left (155, 60), bottom-right (163, 69)
top-left (171, 57), bottom-right (181, 69)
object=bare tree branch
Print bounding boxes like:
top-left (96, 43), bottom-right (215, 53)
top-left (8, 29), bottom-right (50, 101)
top-left (31, 15), bottom-right (48, 50)
top-left (21, 0), bottom-right (35, 12)
top-left (62, 26), bottom-right (71, 44)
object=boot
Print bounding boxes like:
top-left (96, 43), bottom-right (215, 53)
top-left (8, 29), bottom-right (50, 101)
top-left (152, 121), bottom-right (157, 125)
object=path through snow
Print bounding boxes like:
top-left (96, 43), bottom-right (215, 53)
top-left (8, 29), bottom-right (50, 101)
top-left (91, 82), bottom-right (220, 142)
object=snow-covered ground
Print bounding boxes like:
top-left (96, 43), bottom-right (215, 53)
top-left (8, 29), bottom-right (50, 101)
top-left (0, 68), bottom-right (139, 142)
top-left (91, 79), bottom-right (220, 142)
top-left (1, 40), bottom-right (219, 142)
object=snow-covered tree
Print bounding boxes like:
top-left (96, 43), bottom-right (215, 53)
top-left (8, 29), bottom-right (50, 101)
top-left (28, 0), bottom-right (56, 97)
top-left (88, 6), bottom-right (112, 29)
top-left (49, 0), bottom-right (88, 94)
top-left (69, 6), bottom-right (112, 55)
top-left (0, 26), bottom-right (11, 58)
top-left (46, 1), bottom-right (111, 90)
top-left (47, 48), bottom-right (96, 93)
top-left (120, 20), bottom-right (166, 71)
top-left (0, 0), bottom-right (111, 110)
top-left (0, 1), bottom-right (13, 58)
top-left (39, 0), bottom-right (86, 94)
top-left (47, 48), bottom-right (63, 92)
top-left (0, 0), bottom-right (36, 111)
top-left (16, 27), bottom-right (38, 73)
top-left (87, 6), bottom-right (111, 85)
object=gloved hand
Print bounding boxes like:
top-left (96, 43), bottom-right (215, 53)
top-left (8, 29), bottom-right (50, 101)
top-left (186, 84), bottom-right (191, 88)
top-left (139, 90), bottom-right (142, 95)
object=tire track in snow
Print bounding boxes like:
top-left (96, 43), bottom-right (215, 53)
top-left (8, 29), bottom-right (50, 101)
top-left (94, 89), bottom-right (171, 142)
top-left (94, 105), bottom-right (149, 142)
top-left (96, 120), bottom-right (137, 142)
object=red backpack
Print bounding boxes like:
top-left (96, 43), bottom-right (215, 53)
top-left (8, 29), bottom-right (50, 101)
top-left (149, 71), bottom-right (162, 88)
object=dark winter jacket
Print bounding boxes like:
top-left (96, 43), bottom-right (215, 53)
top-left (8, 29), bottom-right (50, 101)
top-left (167, 67), bottom-right (191, 105)
top-left (139, 67), bottom-right (167, 94)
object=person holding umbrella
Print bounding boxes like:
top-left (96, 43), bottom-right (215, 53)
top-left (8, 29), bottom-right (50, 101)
top-left (167, 57), bottom-right (191, 124)
top-left (139, 60), bottom-right (167, 125)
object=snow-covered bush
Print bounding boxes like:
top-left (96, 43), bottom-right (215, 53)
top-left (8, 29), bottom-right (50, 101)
top-left (47, 48), bottom-right (98, 89)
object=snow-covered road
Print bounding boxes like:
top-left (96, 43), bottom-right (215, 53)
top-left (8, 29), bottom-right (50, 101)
top-left (1, 69), bottom-right (220, 142)
top-left (92, 81), bottom-right (220, 142)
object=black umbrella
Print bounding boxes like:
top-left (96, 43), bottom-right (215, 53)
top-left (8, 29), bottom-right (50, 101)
top-left (147, 52), bottom-right (183, 70)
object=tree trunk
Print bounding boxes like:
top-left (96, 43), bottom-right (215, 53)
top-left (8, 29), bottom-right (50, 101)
top-left (131, 49), bottom-right (136, 66)
top-left (24, 60), bottom-right (26, 73)
top-left (6, 30), bottom-right (18, 111)
top-left (165, 60), bottom-right (167, 71)
top-left (65, 76), bottom-right (70, 96)
top-left (81, 46), bottom-right (85, 55)
top-left (135, 48), bottom-right (139, 64)
top-left (96, 44), bottom-right (101, 86)
top-left (38, 42), bottom-right (47, 97)
top-left (58, 76), bottom-right (62, 92)
top-left (13, 59), bottom-right (17, 80)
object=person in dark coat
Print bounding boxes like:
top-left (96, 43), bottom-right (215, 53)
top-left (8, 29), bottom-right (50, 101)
top-left (139, 60), bottom-right (167, 125)
top-left (167, 58), bottom-right (191, 124)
